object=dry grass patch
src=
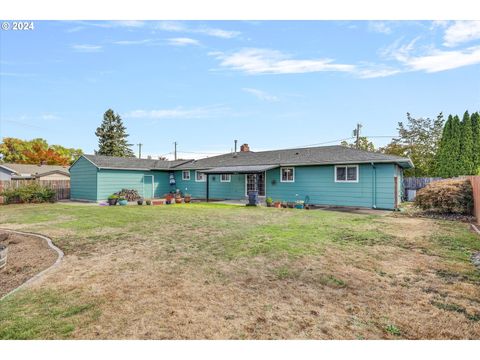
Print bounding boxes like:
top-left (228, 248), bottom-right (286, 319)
top-left (0, 203), bottom-right (479, 339)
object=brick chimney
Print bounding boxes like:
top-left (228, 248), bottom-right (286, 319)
top-left (240, 143), bottom-right (250, 152)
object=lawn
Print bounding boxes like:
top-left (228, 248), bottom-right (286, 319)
top-left (0, 203), bottom-right (479, 339)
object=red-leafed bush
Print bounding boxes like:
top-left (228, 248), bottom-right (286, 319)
top-left (415, 179), bottom-right (473, 214)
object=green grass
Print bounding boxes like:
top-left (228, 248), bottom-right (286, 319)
top-left (1, 203), bottom-right (479, 339)
top-left (0, 290), bottom-right (99, 339)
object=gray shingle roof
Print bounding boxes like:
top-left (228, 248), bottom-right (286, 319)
top-left (174, 145), bottom-right (413, 170)
top-left (0, 163), bottom-right (70, 177)
top-left (81, 155), bottom-right (192, 170)
top-left (78, 146), bottom-right (413, 172)
top-left (202, 164), bottom-right (279, 174)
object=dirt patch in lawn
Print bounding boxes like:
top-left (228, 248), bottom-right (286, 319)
top-left (0, 232), bottom-right (58, 298)
top-left (1, 205), bottom-right (479, 339)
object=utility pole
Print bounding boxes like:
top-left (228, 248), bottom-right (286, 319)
top-left (137, 143), bottom-right (143, 158)
top-left (353, 123), bottom-right (362, 149)
top-left (174, 141), bottom-right (177, 160)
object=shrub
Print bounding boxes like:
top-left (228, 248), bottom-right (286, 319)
top-left (415, 179), bottom-right (473, 214)
top-left (114, 189), bottom-right (140, 201)
top-left (1, 183), bottom-right (56, 204)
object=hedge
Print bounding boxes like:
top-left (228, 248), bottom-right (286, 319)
top-left (414, 178), bottom-right (473, 214)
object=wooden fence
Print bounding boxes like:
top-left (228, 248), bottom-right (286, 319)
top-left (403, 177), bottom-right (443, 191)
top-left (0, 179), bottom-right (70, 203)
top-left (469, 176), bottom-right (480, 224)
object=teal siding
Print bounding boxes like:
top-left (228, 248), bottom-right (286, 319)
top-left (174, 170), bottom-right (246, 199)
top-left (265, 164), bottom-right (396, 210)
top-left (69, 157), bottom-right (98, 201)
top-left (97, 169), bottom-right (170, 200)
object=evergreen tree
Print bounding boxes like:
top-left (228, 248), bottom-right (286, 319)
top-left (458, 111), bottom-right (475, 175)
top-left (472, 112), bottom-right (480, 175)
top-left (435, 115), bottom-right (454, 178)
top-left (450, 115), bottom-right (463, 176)
top-left (95, 109), bottom-right (135, 157)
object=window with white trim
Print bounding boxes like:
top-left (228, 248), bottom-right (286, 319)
top-left (335, 165), bottom-right (359, 182)
top-left (280, 167), bottom-right (295, 182)
top-left (195, 171), bottom-right (206, 182)
top-left (220, 174), bottom-right (231, 182)
top-left (182, 170), bottom-right (190, 180)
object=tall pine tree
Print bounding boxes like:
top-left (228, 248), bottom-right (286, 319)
top-left (472, 112), bottom-right (480, 175)
top-left (450, 115), bottom-right (463, 176)
top-left (458, 111), bottom-right (475, 175)
top-left (435, 115), bottom-right (454, 178)
top-left (95, 109), bottom-right (135, 157)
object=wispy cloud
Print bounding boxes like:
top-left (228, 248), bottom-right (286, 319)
top-left (124, 105), bottom-right (228, 120)
top-left (0, 72), bottom-right (37, 77)
top-left (384, 38), bottom-right (480, 72)
top-left (112, 39), bottom-right (154, 45)
top-left (167, 37), bottom-right (200, 46)
top-left (368, 21), bottom-right (392, 35)
top-left (115, 20), bottom-right (145, 28)
top-left (156, 21), bottom-right (240, 39)
top-left (211, 48), bottom-right (355, 75)
top-left (242, 88), bottom-right (279, 102)
top-left (41, 114), bottom-right (61, 120)
top-left (71, 44), bottom-right (103, 52)
top-left (443, 21), bottom-right (480, 47)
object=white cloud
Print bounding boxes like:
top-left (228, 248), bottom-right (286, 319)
top-left (71, 44), bottom-right (102, 52)
top-left (211, 48), bottom-right (355, 75)
top-left (443, 21), bottom-right (480, 47)
top-left (112, 39), bottom-right (154, 45)
top-left (114, 20), bottom-right (145, 28)
top-left (0, 72), bottom-right (37, 77)
top-left (124, 105), bottom-right (228, 120)
top-left (384, 38), bottom-right (480, 73)
top-left (368, 21), bottom-right (392, 34)
top-left (167, 37), bottom-right (200, 46)
top-left (403, 46), bottom-right (480, 72)
top-left (41, 114), bottom-right (61, 120)
top-left (242, 88), bottom-right (278, 102)
top-left (156, 21), bottom-right (240, 39)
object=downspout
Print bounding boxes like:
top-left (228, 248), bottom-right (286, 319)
top-left (371, 162), bottom-right (377, 209)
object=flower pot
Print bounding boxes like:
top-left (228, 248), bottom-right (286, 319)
top-left (287, 202), bottom-right (295, 209)
top-left (118, 199), bottom-right (128, 206)
top-left (184, 196), bottom-right (191, 203)
top-left (175, 197), bottom-right (182, 204)
top-left (266, 202), bottom-right (272, 207)
top-left (145, 200), bottom-right (151, 205)
top-left (295, 204), bottom-right (304, 209)
top-left (107, 198), bottom-right (117, 206)
top-left (137, 199), bottom-right (143, 205)
top-left (274, 202), bottom-right (281, 208)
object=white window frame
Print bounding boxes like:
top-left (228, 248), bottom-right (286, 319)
top-left (195, 171), bottom-right (206, 182)
top-left (182, 170), bottom-right (191, 181)
top-left (220, 174), bottom-right (231, 182)
top-left (280, 167), bottom-right (295, 183)
top-left (334, 165), bottom-right (359, 183)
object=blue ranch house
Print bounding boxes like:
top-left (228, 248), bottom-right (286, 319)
top-left (69, 144), bottom-right (413, 210)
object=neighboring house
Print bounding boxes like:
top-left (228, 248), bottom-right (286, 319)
top-left (69, 145), bottom-right (413, 210)
top-left (0, 163), bottom-right (70, 180)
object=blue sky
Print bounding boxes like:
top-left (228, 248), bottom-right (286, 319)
top-left (1, 20), bottom-right (479, 159)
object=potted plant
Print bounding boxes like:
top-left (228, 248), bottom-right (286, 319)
top-left (274, 200), bottom-right (282, 208)
top-left (118, 197), bottom-right (128, 206)
top-left (295, 200), bottom-right (304, 209)
top-left (266, 197), bottom-right (273, 207)
top-left (175, 192), bottom-right (182, 204)
top-left (165, 194), bottom-right (173, 204)
top-left (287, 202), bottom-right (295, 209)
top-left (281, 201), bottom-right (287, 208)
top-left (107, 194), bottom-right (119, 206)
top-left (137, 198), bottom-right (144, 205)
top-left (145, 199), bottom-right (151, 205)
top-left (184, 193), bottom-right (191, 203)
